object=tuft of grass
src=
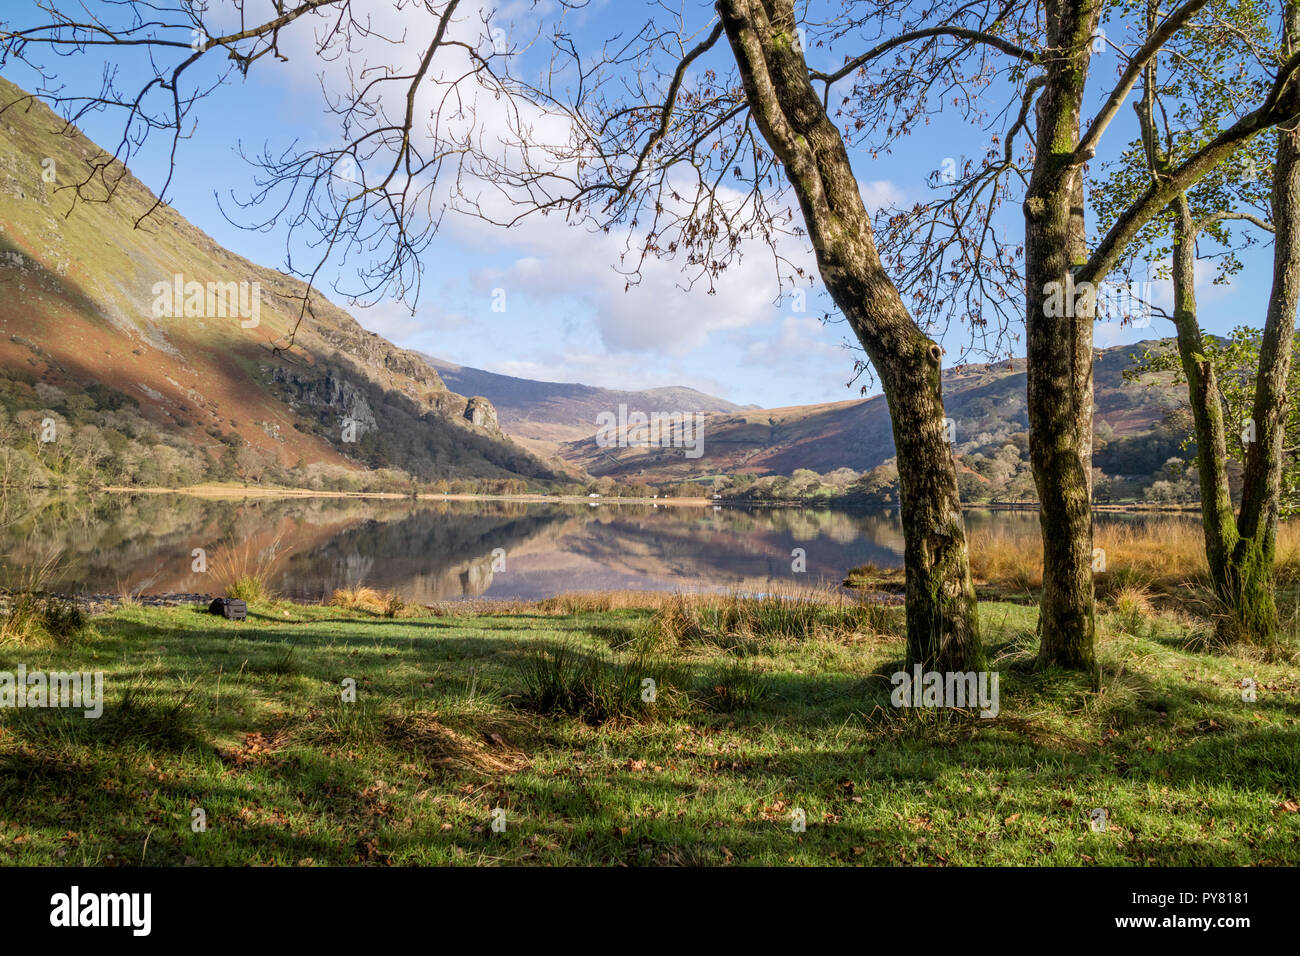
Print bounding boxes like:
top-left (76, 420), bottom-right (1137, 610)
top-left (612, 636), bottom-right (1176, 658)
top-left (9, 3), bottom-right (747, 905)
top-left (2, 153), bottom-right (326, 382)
top-left (0, 548), bottom-right (85, 646)
top-left (329, 586), bottom-right (386, 612)
top-left (648, 590), bottom-right (897, 652)
top-left (1109, 585), bottom-right (1154, 636)
top-left (513, 641), bottom-right (687, 724)
top-left (258, 642), bottom-right (298, 676)
top-left (385, 712), bottom-right (528, 773)
top-left (699, 657), bottom-right (771, 712)
top-left (329, 586), bottom-right (428, 618)
top-left (383, 592), bottom-right (407, 618)
top-left (224, 576), bottom-right (267, 603)
top-left (114, 575), bottom-right (141, 608)
top-left (1, 593), bottom-right (87, 646)
top-left (305, 697), bottom-right (388, 747)
top-left (99, 676), bottom-right (197, 747)
top-left (211, 534), bottom-right (287, 604)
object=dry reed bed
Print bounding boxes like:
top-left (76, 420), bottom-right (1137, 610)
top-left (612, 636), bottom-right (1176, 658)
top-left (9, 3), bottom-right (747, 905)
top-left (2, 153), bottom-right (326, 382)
top-left (968, 519), bottom-right (1300, 592)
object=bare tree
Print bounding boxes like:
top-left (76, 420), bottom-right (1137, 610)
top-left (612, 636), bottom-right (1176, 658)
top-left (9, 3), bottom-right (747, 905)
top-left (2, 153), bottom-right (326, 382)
top-left (473, 0), bottom-right (1007, 669)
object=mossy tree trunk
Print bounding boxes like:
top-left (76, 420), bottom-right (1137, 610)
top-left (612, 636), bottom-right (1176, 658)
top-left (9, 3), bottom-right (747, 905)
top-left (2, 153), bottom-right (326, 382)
top-left (717, 0), bottom-right (983, 671)
top-left (1024, 0), bottom-right (1102, 674)
top-left (1168, 195), bottom-right (1240, 599)
top-left (1229, 37), bottom-right (1300, 640)
top-left (1136, 2), bottom-right (1300, 643)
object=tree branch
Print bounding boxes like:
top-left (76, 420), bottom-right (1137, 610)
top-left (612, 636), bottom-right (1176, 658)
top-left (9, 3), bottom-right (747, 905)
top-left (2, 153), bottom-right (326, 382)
top-left (1073, 0), bottom-right (1211, 164)
top-left (809, 24), bottom-right (1037, 94)
top-left (1082, 48), bottom-right (1300, 284)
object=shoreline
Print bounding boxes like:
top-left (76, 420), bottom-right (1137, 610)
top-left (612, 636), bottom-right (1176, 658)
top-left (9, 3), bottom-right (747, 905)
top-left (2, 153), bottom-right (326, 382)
top-left (93, 484), bottom-right (1201, 514)
top-left (99, 484), bottom-right (717, 506)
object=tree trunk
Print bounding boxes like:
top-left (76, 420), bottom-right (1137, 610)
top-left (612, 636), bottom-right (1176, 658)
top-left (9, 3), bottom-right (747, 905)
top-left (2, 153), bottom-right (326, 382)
top-left (1168, 195), bottom-right (1240, 599)
top-left (1139, 0), bottom-right (1299, 644)
top-left (717, 0), bottom-right (983, 670)
top-left (1229, 35), bottom-right (1300, 641)
top-left (1025, 0), bottom-right (1101, 673)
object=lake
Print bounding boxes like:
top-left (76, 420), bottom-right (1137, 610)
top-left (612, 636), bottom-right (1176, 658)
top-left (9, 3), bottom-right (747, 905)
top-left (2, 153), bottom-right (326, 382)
top-left (0, 493), bottom-right (1190, 603)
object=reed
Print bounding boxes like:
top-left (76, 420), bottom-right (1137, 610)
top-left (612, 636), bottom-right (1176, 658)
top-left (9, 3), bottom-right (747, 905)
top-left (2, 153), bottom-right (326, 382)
top-left (210, 533), bottom-right (288, 603)
top-left (965, 519), bottom-right (1300, 591)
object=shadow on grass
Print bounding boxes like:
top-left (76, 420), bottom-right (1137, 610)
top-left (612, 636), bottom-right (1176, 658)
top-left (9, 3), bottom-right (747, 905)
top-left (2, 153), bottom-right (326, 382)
top-left (2, 608), bottom-right (1295, 865)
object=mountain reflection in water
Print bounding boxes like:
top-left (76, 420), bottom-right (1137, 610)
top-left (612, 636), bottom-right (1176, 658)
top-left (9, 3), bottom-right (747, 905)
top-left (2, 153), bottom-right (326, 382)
top-left (0, 494), bottom-right (1179, 603)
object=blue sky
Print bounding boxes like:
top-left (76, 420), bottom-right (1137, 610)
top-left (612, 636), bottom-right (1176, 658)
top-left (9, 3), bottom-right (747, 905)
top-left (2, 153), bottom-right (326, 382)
top-left (0, 1), bottom-right (1280, 409)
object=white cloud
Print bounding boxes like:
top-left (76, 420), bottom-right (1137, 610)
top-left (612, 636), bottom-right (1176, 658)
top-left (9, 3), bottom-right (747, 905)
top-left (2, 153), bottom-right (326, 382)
top-left (354, 299), bottom-right (471, 341)
top-left (742, 315), bottom-right (842, 369)
top-left (485, 350), bottom-right (733, 398)
top-left (247, 2), bottom-right (877, 397)
top-left (860, 179), bottom-right (906, 211)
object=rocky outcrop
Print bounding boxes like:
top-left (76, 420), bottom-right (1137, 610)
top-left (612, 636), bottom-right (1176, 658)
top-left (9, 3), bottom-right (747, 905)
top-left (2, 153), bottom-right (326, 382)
top-left (463, 395), bottom-right (500, 433)
top-left (304, 304), bottom-right (446, 397)
top-left (267, 365), bottom-right (378, 439)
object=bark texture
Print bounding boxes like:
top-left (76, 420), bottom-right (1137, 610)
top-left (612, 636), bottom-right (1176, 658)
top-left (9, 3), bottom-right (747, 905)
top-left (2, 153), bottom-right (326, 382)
top-left (1025, 0), bottom-right (1101, 673)
top-left (717, 0), bottom-right (983, 670)
top-left (1230, 56), bottom-right (1300, 641)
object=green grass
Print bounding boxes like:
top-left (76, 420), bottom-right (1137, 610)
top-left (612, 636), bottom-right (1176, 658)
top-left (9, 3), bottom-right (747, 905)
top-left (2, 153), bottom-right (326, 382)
top-left (0, 597), bottom-right (1296, 866)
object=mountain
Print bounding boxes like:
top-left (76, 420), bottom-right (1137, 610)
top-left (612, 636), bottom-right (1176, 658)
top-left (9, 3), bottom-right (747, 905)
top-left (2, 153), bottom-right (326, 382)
top-left (0, 77), bottom-right (557, 487)
top-left (0, 75), bottom-right (1187, 496)
top-left (553, 346), bottom-right (1186, 483)
top-left (419, 339), bottom-right (1187, 494)
top-left (420, 353), bottom-right (752, 462)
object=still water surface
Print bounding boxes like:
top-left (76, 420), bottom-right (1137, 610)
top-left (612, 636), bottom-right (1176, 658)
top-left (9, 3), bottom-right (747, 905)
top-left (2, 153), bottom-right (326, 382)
top-left (0, 494), bottom-right (1189, 602)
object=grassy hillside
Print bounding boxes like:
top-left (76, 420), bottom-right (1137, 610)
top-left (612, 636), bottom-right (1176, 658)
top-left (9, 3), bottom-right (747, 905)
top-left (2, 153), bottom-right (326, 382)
top-left (0, 77), bottom-right (558, 488)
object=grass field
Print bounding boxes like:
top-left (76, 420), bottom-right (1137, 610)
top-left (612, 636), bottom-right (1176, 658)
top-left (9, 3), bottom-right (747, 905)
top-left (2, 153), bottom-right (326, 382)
top-left (1, 593), bottom-right (1297, 866)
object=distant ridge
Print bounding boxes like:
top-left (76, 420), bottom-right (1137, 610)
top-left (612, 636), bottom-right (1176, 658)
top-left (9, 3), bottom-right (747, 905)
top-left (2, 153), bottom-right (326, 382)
top-left (419, 352), bottom-right (752, 449)
top-left (451, 342), bottom-right (1185, 483)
